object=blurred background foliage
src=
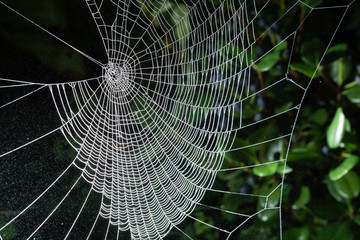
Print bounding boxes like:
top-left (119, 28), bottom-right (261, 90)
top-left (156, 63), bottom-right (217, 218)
top-left (0, 0), bottom-right (360, 239)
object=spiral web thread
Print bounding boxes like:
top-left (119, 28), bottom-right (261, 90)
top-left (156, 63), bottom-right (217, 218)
top-left (0, 0), bottom-right (354, 239)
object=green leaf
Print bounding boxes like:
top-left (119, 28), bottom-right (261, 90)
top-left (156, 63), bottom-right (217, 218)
top-left (276, 41), bottom-right (288, 52)
top-left (329, 58), bottom-right (352, 85)
top-left (218, 41), bottom-right (240, 64)
top-left (257, 184), bottom-right (281, 208)
top-left (284, 227), bottom-right (310, 240)
top-left (326, 43), bottom-right (348, 62)
top-left (223, 137), bottom-right (257, 165)
top-left (248, 123), bottom-right (279, 146)
top-left (275, 101), bottom-right (293, 114)
top-left (310, 201), bottom-right (347, 220)
top-left (276, 163), bottom-right (293, 175)
top-left (343, 85), bottom-right (360, 103)
top-left (288, 148), bottom-right (322, 162)
top-left (326, 107), bottom-right (346, 149)
top-left (292, 186), bottom-right (311, 210)
top-left (268, 186), bottom-right (281, 208)
top-left (355, 215), bottom-right (360, 226)
top-left (345, 118), bottom-right (351, 133)
top-left (257, 209), bottom-right (279, 222)
top-left (327, 43), bottom-right (348, 55)
top-left (316, 222), bottom-right (353, 240)
top-left (254, 51), bottom-right (280, 72)
top-left (152, 2), bottom-right (174, 27)
top-left (253, 162), bottom-right (279, 177)
top-left (217, 169), bottom-right (241, 181)
top-left (332, 171), bottom-right (360, 199)
top-left (193, 212), bottom-right (219, 239)
top-left (308, 108), bottom-right (328, 125)
top-left (327, 178), bottom-right (347, 203)
top-left (290, 63), bottom-right (321, 78)
top-left (257, 184), bottom-right (281, 221)
top-left (254, 140), bottom-right (283, 177)
top-left (0, 217), bottom-right (17, 240)
top-left (253, 41), bottom-right (288, 72)
top-left (171, 4), bottom-right (190, 50)
top-left (266, 140), bottom-right (284, 161)
top-left (300, 39), bottom-right (324, 65)
top-left (329, 156), bottom-right (359, 181)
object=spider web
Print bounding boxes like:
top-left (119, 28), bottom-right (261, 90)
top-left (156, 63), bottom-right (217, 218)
top-left (0, 0), bottom-right (354, 239)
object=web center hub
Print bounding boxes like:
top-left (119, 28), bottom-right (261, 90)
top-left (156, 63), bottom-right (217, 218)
top-left (103, 62), bottom-right (133, 93)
